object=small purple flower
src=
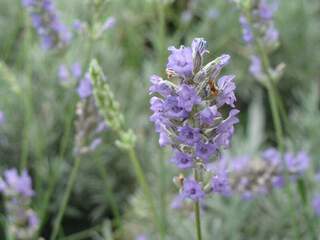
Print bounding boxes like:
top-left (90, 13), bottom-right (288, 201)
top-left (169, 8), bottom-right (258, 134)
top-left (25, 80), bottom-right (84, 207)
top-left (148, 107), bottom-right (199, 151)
top-left (258, 0), bottom-right (275, 21)
top-left (77, 73), bottom-right (92, 99)
top-left (249, 55), bottom-right (263, 79)
top-left (95, 121), bottom-right (108, 133)
top-left (164, 96), bottom-right (188, 119)
top-left (170, 195), bottom-right (184, 209)
top-left (90, 138), bottom-right (102, 150)
top-left (215, 109), bottom-right (239, 148)
top-left (211, 173), bottom-right (231, 196)
top-left (216, 75), bottom-right (236, 107)
top-left (27, 210), bottom-right (39, 231)
top-left (261, 147), bottom-right (281, 166)
top-left (177, 84), bottom-right (201, 112)
top-left (181, 179), bottom-right (205, 201)
top-left (149, 75), bottom-right (172, 97)
top-left (272, 175), bottom-right (285, 188)
top-left (102, 16), bottom-right (116, 31)
top-left (170, 151), bottom-right (193, 169)
top-left (73, 19), bottom-right (86, 32)
top-left (312, 194), bottom-right (320, 216)
top-left (239, 16), bottom-right (254, 43)
top-left (177, 125), bottom-right (201, 146)
top-left (264, 24), bottom-right (279, 46)
top-left (167, 46), bottom-right (193, 79)
top-left (0, 169), bottom-right (34, 197)
top-left (195, 141), bottom-right (216, 162)
top-left (158, 127), bottom-right (170, 147)
top-left (199, 106), bottom-right (220, 125)
top-left (285, 151), bottom-right (309, 173)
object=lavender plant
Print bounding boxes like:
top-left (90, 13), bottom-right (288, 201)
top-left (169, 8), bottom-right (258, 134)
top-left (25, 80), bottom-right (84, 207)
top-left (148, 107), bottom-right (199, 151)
top-left (149, 38), bottom-right (239, 239)
top-left (0, 169), bottom-right (39, 240)
top-left (22, 0), bottom-right (71, 50)
top-left (209, 148), bottom-right (310, 199)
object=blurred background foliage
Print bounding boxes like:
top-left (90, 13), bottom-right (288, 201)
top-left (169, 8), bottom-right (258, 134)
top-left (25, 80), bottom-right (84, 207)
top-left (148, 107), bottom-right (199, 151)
top-left (0, 0), bottom-right (320, 239)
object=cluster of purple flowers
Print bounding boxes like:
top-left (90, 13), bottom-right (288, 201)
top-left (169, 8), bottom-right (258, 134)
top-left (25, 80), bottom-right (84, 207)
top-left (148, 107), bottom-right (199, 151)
top-left (150, 38), bottom-right (239, 202)
top-left (0, 169), bottom-right (39, 239)
top-left (208, 148), bottom-right (310, 200)
top-left (238, 0), bottom-right (279, 81)
top-left (22, 0), bottom-right (71, 49)
top-left (57, 63), bottom-right (95, 100)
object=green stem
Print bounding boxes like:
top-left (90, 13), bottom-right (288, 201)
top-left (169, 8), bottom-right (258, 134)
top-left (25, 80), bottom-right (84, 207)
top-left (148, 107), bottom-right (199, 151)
top-left (95, 157), bottom-right (122, 230)
top-left (255, 38), bottom-right (302, 240)
top-left (194, 201), bottom-right (202, 240)
top-left (50, 156), bottom-right (82, 240)
top-left (127, 146), bottom-right (164, 240)
top-left (193, 169), bottom-right (202, 240)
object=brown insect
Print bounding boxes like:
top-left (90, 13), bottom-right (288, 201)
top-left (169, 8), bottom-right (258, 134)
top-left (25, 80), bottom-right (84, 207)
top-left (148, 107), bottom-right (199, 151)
top-left (208, 79), bottom-right (219, 96)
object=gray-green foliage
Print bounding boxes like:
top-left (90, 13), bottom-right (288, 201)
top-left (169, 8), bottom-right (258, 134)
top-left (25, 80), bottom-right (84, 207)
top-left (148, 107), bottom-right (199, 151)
top-left (0, 0), bottom-right (320, 239)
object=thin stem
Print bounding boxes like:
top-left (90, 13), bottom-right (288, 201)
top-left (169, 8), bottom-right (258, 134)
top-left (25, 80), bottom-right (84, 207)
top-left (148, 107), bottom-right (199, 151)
top-left (255, 38), bottom-right (301, 240)
top-left (193, 169), bottom-right (202, 240)
top-left (127, 146), bottom-right (164, 240)
top-left (194, 201), bottom-right (202, 240)
top-left (50, 156), bottom-right (82, 240)
top-left (95, 157), bottom-right (122, 230)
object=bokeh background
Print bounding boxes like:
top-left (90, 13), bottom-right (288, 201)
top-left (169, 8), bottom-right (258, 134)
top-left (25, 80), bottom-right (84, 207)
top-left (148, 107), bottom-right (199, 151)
top-left (0, 0), bottom-right (320, 239)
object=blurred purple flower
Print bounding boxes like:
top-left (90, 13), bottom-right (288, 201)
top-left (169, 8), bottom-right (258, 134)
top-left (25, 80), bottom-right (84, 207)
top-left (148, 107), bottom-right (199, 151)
top-left (0, 111), bottom-right (5, 125)
top-left (77, 73), bottom-right (92, 99)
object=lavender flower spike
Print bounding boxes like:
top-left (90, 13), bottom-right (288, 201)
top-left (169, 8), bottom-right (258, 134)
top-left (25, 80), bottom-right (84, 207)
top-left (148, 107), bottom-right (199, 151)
top-left (22, 0), bottom-right (71, 49)
top-left (0, 169), bottom-right (39, 239)
top-left (150, 38), bottom-right (239, 207)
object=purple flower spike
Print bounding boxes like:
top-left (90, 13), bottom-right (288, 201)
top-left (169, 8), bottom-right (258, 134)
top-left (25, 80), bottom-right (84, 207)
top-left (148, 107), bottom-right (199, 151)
top-left (150, 38), bottom-right (238, 205)
top-left (167, 46), bottom-right (193, 79)
top-left (22, 0), bottom-right (71, 50)
top-left (182, 179), bottom-right (205, 201)
top-left (170, 151), bottom-right (193, 169)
